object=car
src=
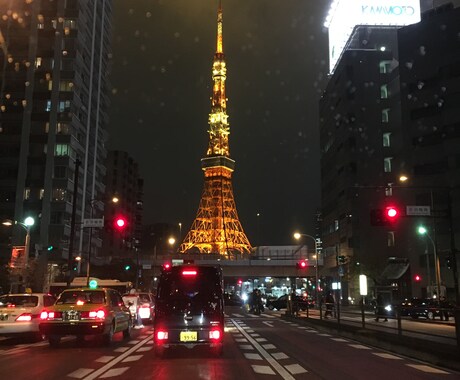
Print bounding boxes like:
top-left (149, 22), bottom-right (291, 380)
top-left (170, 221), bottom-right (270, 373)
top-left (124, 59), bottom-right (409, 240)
top-left (408, 298), bottom-right (454, 320)
top-left (223, 292), bottom-right (243, 306)
top-left (39, 287), bottom-right (132, 347)
top-left (137, 292), bottom-right (155, 324)
top-left (153, 265), bottom-right (224, 357)
top-left (0, 292), bottom-right (56, 340)
top-left (266, 294), bottom-right (313, 311)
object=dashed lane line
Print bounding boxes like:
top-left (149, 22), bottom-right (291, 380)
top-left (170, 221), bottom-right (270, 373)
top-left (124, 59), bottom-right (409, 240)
top-left (232, 318), bottom-right (297, 380)
top-left (372, 353), bottom-right (403, 360)
top-left (80, 335), bottom-right (151, 380)
top-left (405, 364), bottom-right (450, 374)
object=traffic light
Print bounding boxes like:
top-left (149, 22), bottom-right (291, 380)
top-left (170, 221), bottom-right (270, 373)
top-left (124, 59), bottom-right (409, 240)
top-left (46, 245), bottom-right (57, 252)
top-left (296, 260), bottom-right (307, 269)
top-left (414, 274), bottom-right (422, 282)
top-left (114, 215), bottom-right (127, 231)
top-left (124, 265), bottom-right (131, 271)
top-left (370, 206), bottom-right (400, 225)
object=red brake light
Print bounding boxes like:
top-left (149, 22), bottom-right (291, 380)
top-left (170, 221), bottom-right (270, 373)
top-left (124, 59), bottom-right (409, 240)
top-left (156, 330), bottom-right (168, 340)
top-left (40, 311), bottom-right (48, 320)
top-left (16, 313), bottom-right (32, 322)
top-left (209, 329), bottom-right (221, 340)
top-left (7, 304), bottom-right (16, 308)
top-left (87, 310), bottom-right (105, 319)
top-left (182, 270), bottom-right (197, 276)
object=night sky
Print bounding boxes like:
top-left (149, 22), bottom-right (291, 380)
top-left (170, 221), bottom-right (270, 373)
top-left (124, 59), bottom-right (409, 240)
top-left (107, 0), bottom-right (457, 247)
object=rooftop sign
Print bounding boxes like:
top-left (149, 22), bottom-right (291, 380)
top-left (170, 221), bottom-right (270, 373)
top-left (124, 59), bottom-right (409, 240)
top-left (325, 0), bottom-right (421, 73)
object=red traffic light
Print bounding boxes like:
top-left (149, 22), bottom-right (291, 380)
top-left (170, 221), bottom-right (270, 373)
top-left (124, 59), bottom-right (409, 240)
top-left (114, 216), bottom-right (127, 231)
top-left (296, 260), bottom-right (307, 269)
top-left (414, 274), bottom-right (422, 282)
top-left (237, 279), bottom-right (243, 285)
top-left (385, 206), bottom-right (399, 220)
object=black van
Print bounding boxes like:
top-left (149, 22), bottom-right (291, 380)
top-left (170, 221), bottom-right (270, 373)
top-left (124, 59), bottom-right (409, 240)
top-left (153, 265), bottom-right (224, 357)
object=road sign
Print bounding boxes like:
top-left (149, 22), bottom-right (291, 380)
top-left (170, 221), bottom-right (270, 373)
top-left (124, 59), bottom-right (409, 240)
top-left (406, 205), bottom-right (431, 216)
top-left (83, 218), bottom-right (104, 228)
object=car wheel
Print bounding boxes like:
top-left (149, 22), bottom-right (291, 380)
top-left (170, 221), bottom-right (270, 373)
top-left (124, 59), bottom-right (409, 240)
top-left (154, 344), bottom-right (165, 358)
top-left (268, 305), bottom-right (274, 310)
top-left (49, 335), bottom-right (61, 348)
top-left (427, 311), bottom-right (434, 320)
top-left (123, 318), bottom-right (132, 339)
top-left (102, 323), bottom-right (115, 345)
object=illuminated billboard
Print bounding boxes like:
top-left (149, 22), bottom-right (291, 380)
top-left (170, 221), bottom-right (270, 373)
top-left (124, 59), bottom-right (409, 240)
top-left (325, 0), bottom-right (421, 73)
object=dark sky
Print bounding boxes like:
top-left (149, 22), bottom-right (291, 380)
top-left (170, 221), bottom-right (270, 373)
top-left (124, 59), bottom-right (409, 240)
top-left (107, 0), bottom-right (457, 246)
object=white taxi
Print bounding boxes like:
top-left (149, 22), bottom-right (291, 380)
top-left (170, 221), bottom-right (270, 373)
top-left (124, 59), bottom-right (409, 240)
top-left (0, 292), bottom-right (56, 340)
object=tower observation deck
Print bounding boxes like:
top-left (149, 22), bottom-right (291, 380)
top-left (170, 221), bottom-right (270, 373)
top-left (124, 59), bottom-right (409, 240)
top-left (179, 1), bottom-right (252, 258)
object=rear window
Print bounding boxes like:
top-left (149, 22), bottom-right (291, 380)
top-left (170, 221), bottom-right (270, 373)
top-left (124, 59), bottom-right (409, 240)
top-left (56, 290), bottom-right (105, 305)
top-left (138, 294), bottom-right (151, 303)
top-left (156, 267), bottom-right (223, 313)
top-left (0, 295), bottom-right (39, 307)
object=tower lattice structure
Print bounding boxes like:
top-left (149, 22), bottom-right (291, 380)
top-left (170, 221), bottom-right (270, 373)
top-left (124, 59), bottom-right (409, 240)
top-left (180, 2), bottom-right (251, 257)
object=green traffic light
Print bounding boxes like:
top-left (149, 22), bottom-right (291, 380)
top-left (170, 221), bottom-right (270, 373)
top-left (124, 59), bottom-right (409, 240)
top-left (47, 245), bottom-right (54, 251)
top-left (418, 226), bottom-right (427, 235)
top-left (89, 279), bottom-right (98, 289)
top-left (124, 265), bottom-right (131, 271)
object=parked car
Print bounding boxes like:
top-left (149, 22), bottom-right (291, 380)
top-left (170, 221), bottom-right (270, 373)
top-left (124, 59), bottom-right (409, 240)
top-left (266, 295), bottom-right (313, 311)
top-left (39, 287), bottom-right (132, 347)
top-left (407, 298), bottom-right (454, 320)
top-left (0, 292), bottom-right (56, 340)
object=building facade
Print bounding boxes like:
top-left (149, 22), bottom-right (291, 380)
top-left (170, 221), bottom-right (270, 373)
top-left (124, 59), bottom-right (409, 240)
top-left (0, 0), bottom-right (113, 291)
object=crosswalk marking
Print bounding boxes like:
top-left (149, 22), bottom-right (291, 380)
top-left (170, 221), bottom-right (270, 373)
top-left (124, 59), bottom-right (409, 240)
top-left (67, 368), bottom-right (94, 378)
top-left (99, 367), bottom-right (129, 378)
top-left (251, 365), bottom-right (276, 375)
top-left (262, 344), bottom-right (276, 350)
top-left (284, 364), bottom-right (308, 375)
top-left (95, 356), bottom-right (115, 363)
top-left (244, 352), bottom-right (263, 360)
top-left (272, 352), bottom-right (288, 360)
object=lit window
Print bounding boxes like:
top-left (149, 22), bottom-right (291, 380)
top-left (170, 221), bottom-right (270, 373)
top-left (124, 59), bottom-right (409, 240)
top-left (381, 108), bottom-right (390, 123)
top-left (24, 188), bottom-right (31, 200)
top-left (46, 100), bottom-right (52, 112)
top-left (35, 57), bottom-right (42, 68)
top-left (380, 84), bottom-right (388, 99)
top-left (334, 220), bottom-right (339, 231)
top-left (383, 133), bottom-right (391, 147)
top-left (55, 144), bottom-right (70, 156)
top-left (52, 188), bottom-right (66, 201)
top-left (48, 80), bottom-right (53, 91)
top-left (379, 60), bottom-right (392, 74)
top-left (39, 189), bottom-right (45, 200)
top-left (384, 157), bottom-right (393, 173)
top-left (37, 23), bottom-right (44, 29)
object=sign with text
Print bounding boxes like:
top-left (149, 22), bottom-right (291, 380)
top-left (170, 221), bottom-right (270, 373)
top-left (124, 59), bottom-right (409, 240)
top-left (83, 218), bottom-right (104, 228)
top-left (406, 205), bottom-right (431, 216)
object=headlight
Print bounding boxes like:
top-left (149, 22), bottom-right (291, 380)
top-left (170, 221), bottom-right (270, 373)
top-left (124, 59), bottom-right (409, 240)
top-left (241, 293), bottom-right (248, 302)
top-left (385, 305), bottom-right (392, 312)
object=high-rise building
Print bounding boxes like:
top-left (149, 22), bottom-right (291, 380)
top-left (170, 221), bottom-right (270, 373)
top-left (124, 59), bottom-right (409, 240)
top-left (102, 150), bottom-right (143, 261)
top-left (0, 0), bottom-right (113, 290)
top-left (320, 2), bottom-right (460, 302)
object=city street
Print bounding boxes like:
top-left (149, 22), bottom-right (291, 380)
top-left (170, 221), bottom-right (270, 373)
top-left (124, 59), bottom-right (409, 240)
top-left (0, 307), bottom-right (458, 380)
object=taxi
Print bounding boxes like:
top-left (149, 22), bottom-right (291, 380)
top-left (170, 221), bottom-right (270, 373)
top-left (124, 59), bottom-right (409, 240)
top-left (39, 287), bottom-right (132, 347)
top-left (0, 292), bottom-right (56, 340)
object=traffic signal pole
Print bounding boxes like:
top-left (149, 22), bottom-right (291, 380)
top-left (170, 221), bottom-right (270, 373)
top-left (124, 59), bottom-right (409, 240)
top-left (67, 159), bottom-right (80, 287)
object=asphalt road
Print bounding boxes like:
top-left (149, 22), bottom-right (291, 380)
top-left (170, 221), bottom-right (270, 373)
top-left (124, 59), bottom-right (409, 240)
top-left (0, 307), bottom-right (458, 380)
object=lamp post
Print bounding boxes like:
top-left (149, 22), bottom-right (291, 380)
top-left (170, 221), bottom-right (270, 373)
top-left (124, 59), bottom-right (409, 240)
top-left (293, 232), bottom-right (320, 306)
top-left (2, 217), bottom-right (35, 288)
top-left (418, 226), bottom-right (442, 301)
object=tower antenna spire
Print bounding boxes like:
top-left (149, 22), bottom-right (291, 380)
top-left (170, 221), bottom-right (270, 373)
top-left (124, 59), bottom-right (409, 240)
top-left (217, 0), bottom-right (223, 54)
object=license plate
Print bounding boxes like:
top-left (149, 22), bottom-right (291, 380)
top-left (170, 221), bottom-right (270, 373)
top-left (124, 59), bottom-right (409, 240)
top-left (180, 331), bottom-right (197, 342)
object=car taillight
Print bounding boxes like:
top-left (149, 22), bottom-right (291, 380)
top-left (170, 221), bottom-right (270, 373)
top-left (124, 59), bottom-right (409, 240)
top-left (40, 311), bottom-right (62, 320)
top-left (82, 310), bottom-right (106, 319)
top-left (209, 329), bottom-right (221, 340)
top-left (156, 330), bottom-right (168, 340)
top-left (16, 313), bottom-right (32, 322)
top-left (182, 270), bottom-right (197, 276)
top-left (139, 306), bottom-right (150, 319)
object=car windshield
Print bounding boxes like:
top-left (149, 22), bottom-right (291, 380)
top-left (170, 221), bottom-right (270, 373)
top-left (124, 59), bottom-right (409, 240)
top-left (0, 295), bottom-right (38, 307)
top-left (56, 290), bottom-right (105, 305)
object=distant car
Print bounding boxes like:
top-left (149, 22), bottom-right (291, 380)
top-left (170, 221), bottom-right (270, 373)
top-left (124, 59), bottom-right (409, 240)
top-left (223, 293), bottom-right (243, 306)
top-left (39, 287), bottom-right (132, 347)
top-left (266, 295), bottom-right (313, 311)
top-left (137, 292), bottom-right (155, 324)
top-left (0, 293), bottom-right (56, 340)
top-left (408, 298), bottom-right (454, 320)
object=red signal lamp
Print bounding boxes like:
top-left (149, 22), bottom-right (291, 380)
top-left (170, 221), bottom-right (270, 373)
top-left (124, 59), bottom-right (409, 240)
top-left (114, 216), bottom-right (127, 231)
top-left (385, 206), bottom-right (399, 220)
top-left (414, 274), bottom-right (422, 282)
top-left (296, 260), bottom-right (307, 269)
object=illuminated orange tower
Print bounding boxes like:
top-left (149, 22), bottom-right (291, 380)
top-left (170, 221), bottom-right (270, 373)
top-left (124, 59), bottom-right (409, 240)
top-left (180, 2), bottom-right (251, 257)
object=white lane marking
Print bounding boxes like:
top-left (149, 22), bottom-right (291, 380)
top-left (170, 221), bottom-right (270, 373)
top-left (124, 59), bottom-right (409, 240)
top-left (244, 353), bottom-right (263, 360)
top-left (298, 327), bottom-right (308, 329)
top-left (232, 333), bottom-right (244, 338)
top-left (252, 365), bottom-right (276, 375)
top-left (127, 340), bottom-right (141, 344)
top-left (81, 335), bottom-right (151, 380)
top-left (255, 337), bottom-right (267, 342)
top-left (246, 329), bottom-right (255, 332)
top-left (146, 340), bottom-right (153, 345)
top-left (242, 326), bottom-right (250, 329)
top-left (262, 321), bottom-right (274, 327)
top-left (250, 333), bottom-right (261, 337)
top-left (95, 356), bottom-right (115, 363)
top-left (406, 364), bottom-right (450, 374)
top-left (67, 368), bottom-right (94, 378)
top-left (235, 338), bottom-right (248, 342)
top-left (114, 347), bottom-right (130, 353)
top-left (291, 324), bottom-right (299, 327)
top-left (136, 346), bottom-right (152, 352)
top-left (232, 314), bottom-right (244, 317)
top-left (264, 314), bottom-right (276, 318)
top-left (262, 344), bottom-right (276, 350)
top-left (272, 352), bottom-right (288, 360)
top-left (348, 344), bottom-right (372, 350)
top-left (99, 367), bottom-right (129, 378)
top-left (121, 354), bottom-right (143, 362)
top-left (239, 344), bottom-right (254, 350)
top-left (247, 314), bottom-right (259, 318)
top-left (318, 334), bottom-right (331, 337)
top-left (232, 319), bottom-right (296, 380)
top-left (331, 338), bottom-right (348, 342)
top-left (373, 353), bottom-right (403, 360)
top-left (285, 364), bottom-right (308, 375)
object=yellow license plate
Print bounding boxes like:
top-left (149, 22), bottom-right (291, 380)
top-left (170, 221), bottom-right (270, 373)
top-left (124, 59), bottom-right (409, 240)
top-left (180, 331), bottom-right (197, 342)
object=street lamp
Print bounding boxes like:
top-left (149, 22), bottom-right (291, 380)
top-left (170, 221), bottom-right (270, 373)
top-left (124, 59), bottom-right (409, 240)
top-left (2, 217), bottom-right (35, 287)
top-left (293, 232), bottom-right (320, 306)
top-left (417, 226), bottom-right (442, 301)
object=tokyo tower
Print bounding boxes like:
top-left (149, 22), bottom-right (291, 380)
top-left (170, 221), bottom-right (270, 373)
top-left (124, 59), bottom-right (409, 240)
top-left (179, 1), bottom-right (252, 257)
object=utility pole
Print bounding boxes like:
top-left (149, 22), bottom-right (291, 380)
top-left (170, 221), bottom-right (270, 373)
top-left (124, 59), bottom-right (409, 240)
top-left (67, 158), bottom-right (81, 287)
